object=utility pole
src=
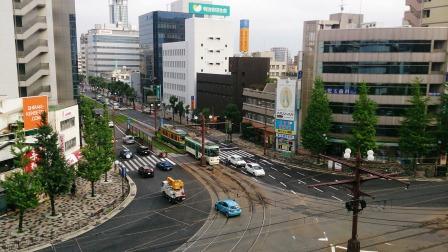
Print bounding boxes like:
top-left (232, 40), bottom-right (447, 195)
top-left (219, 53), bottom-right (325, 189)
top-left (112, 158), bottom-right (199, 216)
top-left (308, 152), bottom-right (410, 252)
top-left (200, 114), bottom-right (206, 167)
top-left (154, 104), bottom-right (158, 131)
top-left (263, 101), bottom-right (268, 155)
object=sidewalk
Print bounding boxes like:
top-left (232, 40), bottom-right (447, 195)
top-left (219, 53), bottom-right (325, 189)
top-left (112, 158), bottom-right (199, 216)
top-left (0, 170), bottom-right (132, 251)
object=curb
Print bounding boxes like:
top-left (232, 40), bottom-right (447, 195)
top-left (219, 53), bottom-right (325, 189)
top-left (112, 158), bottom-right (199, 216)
top-left (25, 175), bottom-right (137, 252)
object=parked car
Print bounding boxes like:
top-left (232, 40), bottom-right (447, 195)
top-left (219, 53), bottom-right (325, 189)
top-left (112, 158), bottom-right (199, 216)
top-left (108, 121), bottom-right (114, 128)
top-left (137, 145), bottom-right (150, 156)
top-left (245, 163), bottom-right (265, 177)
top-left (227, 155), bottom-right (246, 168)
top-left (119, 149), bottom-right (133, 159)
top-left (122, 135), bottom-right (136, 144)
top-left (138, 166), bottom-right (154, 178)
top-left (142, 107), bottom-right (152, 114)
top-left (215, 199), bottom-right (241, 217)
top-left (156, 161), bottom-right (174, 171)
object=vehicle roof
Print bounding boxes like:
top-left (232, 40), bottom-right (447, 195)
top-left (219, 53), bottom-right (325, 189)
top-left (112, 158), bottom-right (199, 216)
top-left (159, 161), bottom-right (172, 165)
top-left (247, 162), bottom-right (260, 166)
top-left (121, 149), bottom-right (131, 152)
top-left (138, 145), bottom-right (149, 149)
top-left (222, 199), bottom-right (239, 206)
top-left (140, 166), bottom-right (153, 170)
top-left (230, 154), bottom-right (242, 158)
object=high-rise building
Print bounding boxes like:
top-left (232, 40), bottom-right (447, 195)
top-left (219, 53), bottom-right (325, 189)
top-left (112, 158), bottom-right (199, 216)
top-left (83, 24), bottom-right (140, 77)
top-left (78, 34), bottom-right (88, 76)
top-left (302, 26), bottom-right (448, 157)
top-left (162, 17), bottom-right (233, 108)
top-left (271, 47), bottom-right (289, 63)
top-left (139, 11), bottom-right (192, 100)
top-left (0, 0), bottom-right (79, 104)
top-left (404, 0), bottom-right (448, 27)
top-left (109, 0), bottom-right (128, 26)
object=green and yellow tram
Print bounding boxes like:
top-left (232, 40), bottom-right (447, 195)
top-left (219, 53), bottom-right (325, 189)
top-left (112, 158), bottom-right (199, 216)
top-left (158, 124), bottom-right (187, 149)
top-left (185, 136), bottom-right (220, 165)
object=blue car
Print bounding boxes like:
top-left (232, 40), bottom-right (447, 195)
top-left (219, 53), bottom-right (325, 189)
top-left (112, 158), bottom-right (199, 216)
top-left (156, 161), bottom-right (174, 171)
top-left (215, 199), bottom-right (242, 217)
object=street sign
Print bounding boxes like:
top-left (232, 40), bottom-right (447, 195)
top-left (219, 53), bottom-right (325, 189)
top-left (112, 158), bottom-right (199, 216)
top-left (297, 70), bottom-right (303, 80)
top-left (120, 166), bottom-right (127, 177)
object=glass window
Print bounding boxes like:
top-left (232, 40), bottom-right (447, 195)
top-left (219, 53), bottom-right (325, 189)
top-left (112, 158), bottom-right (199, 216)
top-left (60, 117), bottom-right (75, 131)
top-left (322, 62), bottom-right (429, 74)
top-left (64, 137), bottom-right (77, 150)
top-left (323, 40), bottom-right (431, 53)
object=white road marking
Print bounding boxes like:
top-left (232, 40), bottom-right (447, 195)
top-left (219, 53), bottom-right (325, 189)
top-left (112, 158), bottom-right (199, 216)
top-left (164, 158), bottom-right (176, 165)
top-left (284, 166), bottom-right (291, 170)
top-left (329, 186), bottom-right (339, 191)
top-left (283, 173), bottom-right (292, 177)
top-left (331, 196), bottom-right (343, 202)
top-left (280, 182), bottom-right (287, 187)
top-left (121, 145), bottom-right (129, 151)
top-left (330, 244), bottom-right (336, 252)
top-left (292, 235), bottom-right (296, 240)
top-left (290, 190), bottom-right (297, 195)
top-left (241, 170), bottom-right (248, 175)
top-left (347, 193), bottom-right (354, 198)
top-left (311, 178), bottom-right (321, 183)
top-left (318, 232), bottom-right (328, 241)
top-left (271, 167), bottom-right (278, 171)
top-left (251, 177), bottom-right (258, 182)
top-left (296, 171), bottom-right (305, 176)
top-left (269, 175), bottom-right (276, 180)
top-left (313, 187), bottom-right (324, 193)
top-left (298, 179), bottom-right (307, 185)
top-left (385, 243), bottom-right (392, 246)
top-left (262, 160), bottom-right (273, 165)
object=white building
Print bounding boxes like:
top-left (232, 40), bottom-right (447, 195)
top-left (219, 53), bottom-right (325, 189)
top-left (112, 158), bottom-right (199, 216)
top-left (109, 0), bottom-right (129, 27)
top-left (170, 0), bottom-right (212, 13)
top-left (252, 51), bottom-right (288, 79)
top-left (162, 17), bottom-right (233, 108)
top-left (271, 47), bottom-right (289, 63)
top-left (84, 24), bottom-right (140, 77)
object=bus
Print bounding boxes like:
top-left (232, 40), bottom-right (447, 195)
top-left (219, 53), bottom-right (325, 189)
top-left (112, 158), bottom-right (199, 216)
top-left (158, 124), bottom-right (187, 149)
top-left (185, 136), bottom-right (220, 165)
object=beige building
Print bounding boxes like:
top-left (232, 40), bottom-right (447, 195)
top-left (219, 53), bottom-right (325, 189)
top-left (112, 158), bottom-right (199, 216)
top-left (302, 26), bottom-right (448, 157)
top-left (0, 0), bottom-right (79, 105)
top-left (252, 51), bottom-right (288, 78)
top-left (405, 0), bottom-right (448, 27)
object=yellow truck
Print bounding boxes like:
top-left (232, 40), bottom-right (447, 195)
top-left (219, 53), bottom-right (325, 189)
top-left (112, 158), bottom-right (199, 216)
top-left (161, 177), bottom-right (186, 203)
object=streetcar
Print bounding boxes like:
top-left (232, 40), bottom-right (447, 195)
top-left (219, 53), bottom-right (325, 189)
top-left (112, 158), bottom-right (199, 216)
top-left (185, 136), bottom-right (220, 165)
top-left (158, 124), bottom-right (187, 149)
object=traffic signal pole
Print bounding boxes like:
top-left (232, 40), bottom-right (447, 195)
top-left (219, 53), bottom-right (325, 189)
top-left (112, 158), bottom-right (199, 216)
top-left (201, 114), bottom-right (206, 167)
top-left (347, 150), bottom-right (361, 252)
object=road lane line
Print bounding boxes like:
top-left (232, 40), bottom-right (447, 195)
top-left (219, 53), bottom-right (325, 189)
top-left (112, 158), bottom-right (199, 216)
top-left (347, 193), bottom-right (353, 198)
top-left (271, 167), bottom-right (278, 171)
top-left (262, 160), bottom-right (273, 165)
top-left (284, 166), bottom-right (291, 170)
top-left (329, 186), bottom-right (339, 190)
top-left (283, 173), bottom-right (292, 177)
top-left (269, 175), bottom-right (276, 180)
top-left (280, 182), bottom-right (287, 187)
top-left (298, 179), bottom-right (306, 185)
top-left (290, 190), bottom-right (296, 195)
top-left (313, 187), bottom-right (324, 193)
top-left (241, 170), bottom-right (248, 175)
top-left (121, 145), bottom-right (129, 150)
top-left (332, 196), bottom-right (343, 202)
top-left (311, 178), bottom-right (321, 183)
top-left (296, 171), bottom-right (305, 176)
top-left (165, 158), bottom-right (176, 165)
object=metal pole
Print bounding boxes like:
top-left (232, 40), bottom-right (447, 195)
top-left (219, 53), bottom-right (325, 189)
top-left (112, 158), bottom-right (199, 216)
top-left (264, 102), bottom-right (267, 155)
top-left (347, 149), bottom-right (361, 252)
top-left (154, 105), bottom-right (157, 131)
top-left (201, 114), bottom-right (206, 166)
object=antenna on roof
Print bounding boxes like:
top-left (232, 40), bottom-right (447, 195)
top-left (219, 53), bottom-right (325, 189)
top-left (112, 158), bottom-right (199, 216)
top-left (340, 0), bottom-right (345, 13)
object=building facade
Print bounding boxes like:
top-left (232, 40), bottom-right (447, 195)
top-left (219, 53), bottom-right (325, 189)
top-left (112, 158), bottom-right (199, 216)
top-left (109, 0), bottom-right (128, 26)
top-left (271, 47), bottom-right (289, 63)
top-left (84, 24), bottom-right (140, 77)
top-left (309, 27), bottom-right (448, 157)
top-left (0, 0), bottom-right (78, 105)
top-left (252, 51), bottom-right (288, 78)
top-left (78, 34), bottom-right (87, 76)
top-left (170, 0), bottom-right (212, 13)
top-left (162, 17), bottom-right (233, 108)
top-left (405, 0), bottom-right (448, 27)
top-left (139, 11), bottom-right (192, 99)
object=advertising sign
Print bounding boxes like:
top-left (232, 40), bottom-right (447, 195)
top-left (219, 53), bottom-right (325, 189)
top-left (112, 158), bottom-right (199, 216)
top-left (275, 119), bottom-right (295, 135)
top-left (22, 96), bottom-right (48, 130)
top-left (275, 79), bottom-right (296, 121)
top-left (24, 149), bottom-right (39, 173)
top-left (189, 2), bottom-right (230, 16)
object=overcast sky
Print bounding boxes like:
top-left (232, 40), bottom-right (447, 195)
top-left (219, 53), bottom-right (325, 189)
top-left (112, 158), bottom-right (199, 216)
top-left (75, 0), bottom-right (407, 55)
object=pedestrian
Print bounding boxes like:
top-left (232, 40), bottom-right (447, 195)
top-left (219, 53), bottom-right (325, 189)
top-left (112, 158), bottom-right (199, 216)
top-left (70, 182), bottom-right (77, 198)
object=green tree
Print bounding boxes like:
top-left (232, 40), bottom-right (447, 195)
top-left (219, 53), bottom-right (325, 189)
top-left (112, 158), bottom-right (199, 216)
top-left (436, 85), bottom-right (448, 166)
top-left (301, 78), bottom-right (332, 159)
top-left (169, 96), bottom-right (178, 120)
top-left (348, 82), bottom-right (378, 157)
top-left (176, 101), bottom-right (185, 123)
top-left (201, 107), bottom-right (211, 120)
top-left (34, 112), bottom-right (74, 216)
top-left (400, 79), bottom-right (433, 175)
top-left (2, 172), bottom-right (41, 233)
top-left (224, 103), bottom-right (241, 133)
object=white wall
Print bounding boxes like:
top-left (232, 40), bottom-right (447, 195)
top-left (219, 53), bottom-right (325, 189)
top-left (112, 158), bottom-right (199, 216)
top-left (48, 104), bottom-right (80, 157)
top-left (162, 42), bottom-right (188, 105)
top-left (0, 1), bottom-right (19, 98)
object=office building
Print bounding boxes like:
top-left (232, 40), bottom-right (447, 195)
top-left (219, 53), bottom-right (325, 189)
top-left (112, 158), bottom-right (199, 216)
top-left (196, 57), bottom-right (270, 115)
top-left (271, 47), bottom-right (289, 63)
top-left (303, 27), bottom-right (448, 157)
top-left (78, 34), bottom-right (87, 76)
top-left (0, 0), bottom-right (79, 105)
top-left (253, 51), bottom-right (288, 78)
top-left (83, 24), bottom-right (139, 77)
top-left (171, 0), bottom-right (212, 13)
top-left (162, 17), bottom-right (233, 108)
top-left (139, 11), bottom-right (192, 100)
top-left (109, 0), bottom-right (128, 26)
top-left (405, 0), bottom-right (448, 27)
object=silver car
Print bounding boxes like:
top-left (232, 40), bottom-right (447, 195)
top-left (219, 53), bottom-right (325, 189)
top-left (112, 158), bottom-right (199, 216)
top-left (122, 135), bottom-right (135, 144)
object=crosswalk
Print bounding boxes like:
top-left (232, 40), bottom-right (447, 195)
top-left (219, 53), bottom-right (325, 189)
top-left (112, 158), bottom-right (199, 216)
top-left (121, 155), bottom-right (176, 171)
top-left (219, 148), bottom-right (254, 162)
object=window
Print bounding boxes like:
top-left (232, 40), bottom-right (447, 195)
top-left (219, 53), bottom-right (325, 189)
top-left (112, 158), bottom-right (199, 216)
top-left (323, 40), bottom-right (432, 53)
top-left (60, 117), bottom-right (75, 131)
top-left (423, 9), bottom-right (430, 18)
top-left (201, 43), bottom-right (203, 47)
top-left (322, 62), bottom-right (429, 74)
top-left (65, 137), bottom-right (77, 150)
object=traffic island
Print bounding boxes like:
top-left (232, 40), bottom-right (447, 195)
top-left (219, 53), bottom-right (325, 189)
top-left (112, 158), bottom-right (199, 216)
top-left (0, 170), bottom-right (136, 252)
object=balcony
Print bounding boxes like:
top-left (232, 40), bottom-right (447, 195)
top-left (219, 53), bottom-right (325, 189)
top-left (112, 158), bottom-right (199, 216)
top-left (15, 16), bottom-right (47, 40)
top-left (243, 103), bottom-right (275, 117)
top-left (243, 88), bottom-right (275, 100)
top-left (327, 94), bottom-right (441, 106)
top-left (16, 40), bottom-right (48, 64)
top-left (13, 0), bottom-right (46, 16)
top-left (18, 63), bottom-right (50, 86)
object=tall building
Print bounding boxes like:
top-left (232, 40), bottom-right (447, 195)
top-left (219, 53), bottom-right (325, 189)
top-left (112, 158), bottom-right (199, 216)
top-left (303, 27), bottom-right (448, 157)
top-left (271, 47), bottom-right (289, 63)
top-left (83, 24), bottom-right (140, 77)
top-left (109, 0), bottom-right (128, 26)
top-left (162, 17), bottom-right (233, 108)
top-left (170, 0), bottom-right (212, 13)
top-left (0, 0), bottom-right (79, 105)
top-left (404, 0), bottom-right (448, 27)
top-left (252, 51), bottom-right (288, 79)
top-left (78, 34), bottom-right (88, 76)
top-left (139, 11), bottom-right (192, 100)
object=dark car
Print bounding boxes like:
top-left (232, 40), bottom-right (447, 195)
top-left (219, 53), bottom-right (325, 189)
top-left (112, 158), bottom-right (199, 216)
top-left (156, 161), bottom-right (174, 171)
top-left (119, 149), bottom-right (133, 159)
top-left (137, 146), bottom-right (150, 156)
top-left (138, 166), bottom-right (154, 178)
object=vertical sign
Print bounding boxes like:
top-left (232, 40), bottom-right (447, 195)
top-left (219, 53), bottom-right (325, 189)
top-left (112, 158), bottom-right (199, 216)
top-left (22, 96), bottom-right (48, 130)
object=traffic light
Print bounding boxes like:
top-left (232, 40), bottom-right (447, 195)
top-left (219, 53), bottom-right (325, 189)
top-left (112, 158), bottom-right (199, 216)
top-left (360, 200), bottom-right (367, 210)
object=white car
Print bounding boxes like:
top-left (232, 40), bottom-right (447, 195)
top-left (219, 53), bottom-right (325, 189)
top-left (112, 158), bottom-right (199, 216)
top-left (227, 155), bottom-right (246, 168)
top-left (108, 121), bottom-right (114, 128)
top-left (245, 163), bottom-right (265, 177)
top-left (122, 135), bottom-right (135, 144)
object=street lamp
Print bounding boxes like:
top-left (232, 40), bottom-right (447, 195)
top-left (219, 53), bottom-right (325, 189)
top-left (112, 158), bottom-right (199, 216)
top-left (114, 160), bottom-right (120, 173)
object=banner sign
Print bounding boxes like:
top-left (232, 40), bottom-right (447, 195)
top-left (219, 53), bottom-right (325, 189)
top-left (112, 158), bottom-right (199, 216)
top-left (275, 79), bottom-right (296, 121)
top-left (22, 96), bottom-right (48, 130)
top-left (275, 119), bottom-right (295, 135)
top-left (189, 2), bottom-right (230, 16)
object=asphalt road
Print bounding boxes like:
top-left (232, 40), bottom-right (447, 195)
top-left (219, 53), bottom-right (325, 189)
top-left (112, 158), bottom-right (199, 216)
top-left (39, 125), bottom-right (211, 252)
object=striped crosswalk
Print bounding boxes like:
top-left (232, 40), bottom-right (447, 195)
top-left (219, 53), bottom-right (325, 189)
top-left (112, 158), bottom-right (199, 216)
top-left (219, 149), bottom-right (254, 162)
top-left (121, 155), bottom-right (177, 171)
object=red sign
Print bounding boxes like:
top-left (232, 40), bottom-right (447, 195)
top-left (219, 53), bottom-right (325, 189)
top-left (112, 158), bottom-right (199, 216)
top-left (24, 150), bottom-right (39, 173)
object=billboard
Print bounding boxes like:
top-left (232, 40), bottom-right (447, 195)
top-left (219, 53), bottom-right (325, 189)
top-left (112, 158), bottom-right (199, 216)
top-left (189, 2), bottom-right (230, 16)
top-left (275, 79), bottom-right (296, 121)
top-left (275, 119), bottom-right (295, 135)
top-left (22, 96), bottom-right (48, 130)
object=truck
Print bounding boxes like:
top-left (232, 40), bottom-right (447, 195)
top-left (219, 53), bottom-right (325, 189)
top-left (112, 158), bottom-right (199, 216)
top-left (161, 177), bottom-right (186, 203)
